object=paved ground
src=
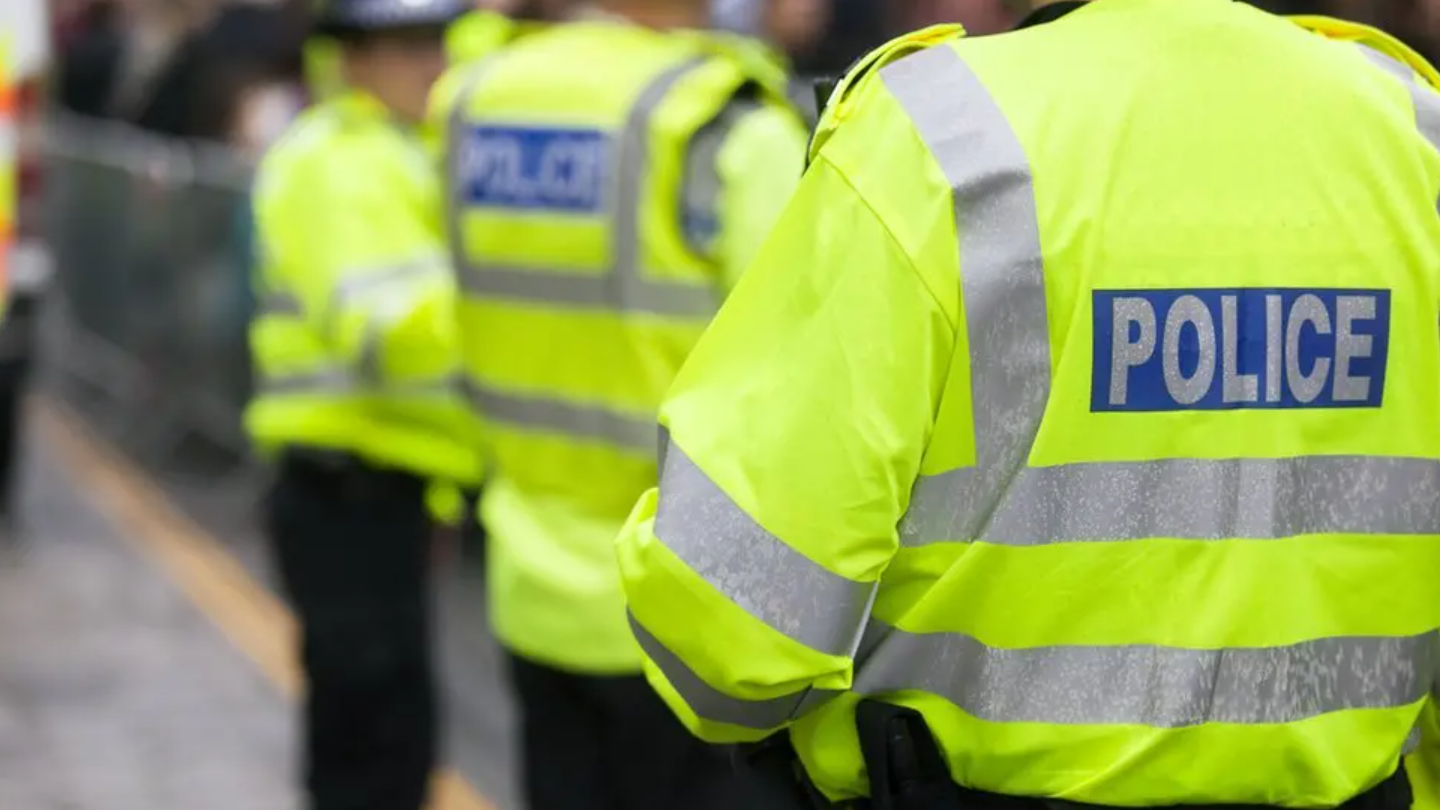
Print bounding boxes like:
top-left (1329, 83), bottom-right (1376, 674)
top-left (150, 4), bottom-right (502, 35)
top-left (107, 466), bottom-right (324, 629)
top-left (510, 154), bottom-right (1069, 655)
top-left (0, 405), bottom-right (521, 810)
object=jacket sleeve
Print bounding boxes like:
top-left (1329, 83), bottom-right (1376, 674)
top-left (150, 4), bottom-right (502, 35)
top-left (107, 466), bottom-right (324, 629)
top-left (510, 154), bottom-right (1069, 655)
top-left (253, 133), bottom-right (460, 390)
top-left (1409, 698), bottom-right (1440, 810)
top-left (616, 153), bottom-right (955, 743)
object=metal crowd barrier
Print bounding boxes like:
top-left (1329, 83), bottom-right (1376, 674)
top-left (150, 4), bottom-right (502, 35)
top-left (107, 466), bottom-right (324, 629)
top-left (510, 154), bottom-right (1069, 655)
top-left (42, 112), bottom-right (260, 491)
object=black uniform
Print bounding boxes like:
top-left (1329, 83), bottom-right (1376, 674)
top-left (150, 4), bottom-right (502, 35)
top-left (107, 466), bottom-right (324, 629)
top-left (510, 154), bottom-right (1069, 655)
top-left (265, 451), bottom-right (437, 810)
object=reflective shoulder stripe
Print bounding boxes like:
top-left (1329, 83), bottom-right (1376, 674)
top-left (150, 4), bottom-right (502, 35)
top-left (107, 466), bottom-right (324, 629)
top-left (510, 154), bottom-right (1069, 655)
top-left (1357, 43), bottom-right (1440, 161)
top-left (880, 43), bottom-right (1050, 542)
top-left (856, 621), bottom-right (1440, 727)
top-left (679, 95), bottom-right (762, 258)
top-left (653, 434), bottom-right (877, 657)
top-left (465, 379), bottom-right (657, 454)
top-left (448, 57), bottom-right (721, 319)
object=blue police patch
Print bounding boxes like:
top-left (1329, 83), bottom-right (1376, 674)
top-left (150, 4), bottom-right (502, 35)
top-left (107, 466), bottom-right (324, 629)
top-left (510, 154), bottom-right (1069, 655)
top-left (1091, 288), bottom-right (1391, 412)
top-left (457, 126), bottom-right (609, 213)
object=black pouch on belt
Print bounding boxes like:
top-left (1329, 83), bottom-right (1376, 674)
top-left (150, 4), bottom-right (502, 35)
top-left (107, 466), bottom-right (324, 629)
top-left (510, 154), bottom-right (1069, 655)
top-left (856, 699), bottom-right (965, 810)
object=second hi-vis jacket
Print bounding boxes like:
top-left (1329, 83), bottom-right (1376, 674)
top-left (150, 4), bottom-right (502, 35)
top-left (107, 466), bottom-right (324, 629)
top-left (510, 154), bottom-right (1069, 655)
top-left (434, 17), bottom-right (809, 673)
top-left (247, 90), bottom-right (481, 484)
top-left (617, 0), bottom-right (1440, 805)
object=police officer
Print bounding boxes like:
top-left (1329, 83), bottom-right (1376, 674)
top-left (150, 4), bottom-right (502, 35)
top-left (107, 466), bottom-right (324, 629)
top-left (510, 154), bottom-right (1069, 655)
top-left (432, 0), bottom-right (808, 807)
top-left (246, 0), bottom-right (480, 807)
top-left (616, 2), bottom-right (1440, 808)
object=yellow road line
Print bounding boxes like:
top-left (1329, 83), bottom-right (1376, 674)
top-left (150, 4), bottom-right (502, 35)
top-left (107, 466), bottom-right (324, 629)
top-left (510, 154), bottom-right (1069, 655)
top-left (36, 398), bottom-right (496, 810)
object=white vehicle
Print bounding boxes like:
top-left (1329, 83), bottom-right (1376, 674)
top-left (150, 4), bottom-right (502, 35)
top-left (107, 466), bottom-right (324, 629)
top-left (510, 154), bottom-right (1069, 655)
top-left (2, 0), bottom-right (52, 297)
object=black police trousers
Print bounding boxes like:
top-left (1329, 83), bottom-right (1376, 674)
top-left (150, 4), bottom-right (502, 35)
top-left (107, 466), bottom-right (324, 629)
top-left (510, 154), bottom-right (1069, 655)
top-left (507, 650), bottom-right (765, 810)
top-left (266, 452), bottom-right (436, 810)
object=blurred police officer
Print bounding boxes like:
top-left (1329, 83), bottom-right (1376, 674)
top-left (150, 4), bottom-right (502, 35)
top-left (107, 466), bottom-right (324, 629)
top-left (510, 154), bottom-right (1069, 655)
top-left (432, 0), bottom-right (808, 807)
top-left (245, 0), bottom-right (479, 807)
top-left (618, 2), bottom-right (1440, 810)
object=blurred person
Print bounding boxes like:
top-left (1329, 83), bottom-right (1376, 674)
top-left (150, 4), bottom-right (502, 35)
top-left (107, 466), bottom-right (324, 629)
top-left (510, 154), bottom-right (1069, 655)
top-left (55, 0), bottom-right (128, 118)
top-left (431, 0), bottom-right (809, 807)
top-left (617, 3), bottom-right (1440, 810)
top-left (306, 0), bottom-right (526, 106)
top-left (245, 0), bottom-right (481, 807)
top-left (893, 0), bottom-right (1019, 35)
top-left (110, 0), bottom-right (208, 135)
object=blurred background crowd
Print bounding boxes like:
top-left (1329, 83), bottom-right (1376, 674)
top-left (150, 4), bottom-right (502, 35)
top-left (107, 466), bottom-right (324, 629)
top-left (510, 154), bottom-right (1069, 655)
top-left (34, 0), bottom-right (1440, 529)
top-left (49, 0), bottom-right (1440, 157)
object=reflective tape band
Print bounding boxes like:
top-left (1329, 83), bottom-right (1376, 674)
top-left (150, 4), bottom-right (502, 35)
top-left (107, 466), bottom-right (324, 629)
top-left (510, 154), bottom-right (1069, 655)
top-left (456, 264), bottom-right (716, 316)
top-left (333, 257), bottom-right (449, 304)
top-left (257, 368), bottom-right (464, 398)
top-left (881, 45), bottom-right (1051, 532)
top-left (257, 291), bottom-right (303, 317)
top-left (856, 623), bottom-right (1440, 727)
top-left (1357, 44), bottom-right (1440, 158)
top-left (629, 611), bottom-right (841, 730)
top-left (901, 454), bottom-right (1440, 546)
top-left (654, 435), bottom-right (878, 656)
top-left (449, 58), bottom-right (721, 318)
top-left (466, 380), bottom-right (657, 453)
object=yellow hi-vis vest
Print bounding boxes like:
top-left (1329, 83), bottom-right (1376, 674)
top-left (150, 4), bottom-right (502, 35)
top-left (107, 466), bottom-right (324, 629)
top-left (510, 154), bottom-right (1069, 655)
top-left (247, 91), bottom-right (481, 484)
top-left (618, 1), bottom-right (1440, 805)
top-left (437, 20), bottom-right (795, 673)
top-left (0, 34), bottom-right (13, 307)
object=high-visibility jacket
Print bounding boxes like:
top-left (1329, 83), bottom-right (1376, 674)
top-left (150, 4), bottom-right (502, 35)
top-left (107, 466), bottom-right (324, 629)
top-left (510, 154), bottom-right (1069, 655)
top-left (247, 90), bottom-right (481, 484)
top-left (434, 18), bottom-right (808, 673)
top-left (303, 10), bottom-right (522, 104)
top-left (617, 1), bottom-right (1440, 805)
top-left (0, 34), bottom-right (13, 309)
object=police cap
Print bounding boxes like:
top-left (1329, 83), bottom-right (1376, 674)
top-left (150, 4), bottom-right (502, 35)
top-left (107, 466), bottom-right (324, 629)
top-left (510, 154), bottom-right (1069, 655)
top-left (313, 0), bottom-right (467, 38)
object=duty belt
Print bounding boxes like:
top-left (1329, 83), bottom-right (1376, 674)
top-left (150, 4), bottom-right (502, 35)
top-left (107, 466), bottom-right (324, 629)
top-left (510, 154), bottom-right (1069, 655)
top-left (744, 699), bottom-right (1414, 810)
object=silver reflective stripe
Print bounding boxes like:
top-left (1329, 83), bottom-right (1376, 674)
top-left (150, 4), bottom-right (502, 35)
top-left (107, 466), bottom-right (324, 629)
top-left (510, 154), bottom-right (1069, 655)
top-left (333, 258), bottom-right (449, 304)
top-left (257, 290), bottom-right (303, 317)
top-left (465, 379), bottom-right (656, 453)
top-left (448, 59), bottom-right (720, 318)
top-left (654, 436), bottom-right (878, 656)
top-left (902, 455), bottom-right (1440, 545)
top-left (856, 623), bottom-right (1439, 727)
top-left (258, 368), bottom-right (464, 398)
top-left (881, 45), bottom-right (1051, 543)
top-left (1357, 44), bottom-right (1440, 156)
top-left (258, 368), bottom-right (354, 395)
top-left (629, 611), bottom-right (842, 729)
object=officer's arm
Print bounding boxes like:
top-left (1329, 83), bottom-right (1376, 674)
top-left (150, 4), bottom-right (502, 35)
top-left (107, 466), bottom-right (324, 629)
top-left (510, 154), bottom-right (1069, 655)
top-left (617, 147), bottom-right (954, 742)
top-left (682, 99), bottom-right (809, 294)
top-left (256, 143), bottom-right (458, 390)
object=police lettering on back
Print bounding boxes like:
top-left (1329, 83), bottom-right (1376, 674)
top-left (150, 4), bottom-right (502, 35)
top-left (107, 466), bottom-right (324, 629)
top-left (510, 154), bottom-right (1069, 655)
top-left (1091, 288), bottom-right (1392, 412)
top-left (459, 125), bottom-right (609, 213)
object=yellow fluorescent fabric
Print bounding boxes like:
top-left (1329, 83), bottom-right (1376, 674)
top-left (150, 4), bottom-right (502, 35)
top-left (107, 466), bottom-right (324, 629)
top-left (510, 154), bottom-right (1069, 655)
top-left (712, 104), bottom-right (808, 290)
top-left (1411, 699), bottom-right (1440, 810)
top-left (247, 91), bottom-right (480, 484)
top-left (620, 0), bottom-right (1440, 805)
top-left (440, 21), bottom-right (807, 672)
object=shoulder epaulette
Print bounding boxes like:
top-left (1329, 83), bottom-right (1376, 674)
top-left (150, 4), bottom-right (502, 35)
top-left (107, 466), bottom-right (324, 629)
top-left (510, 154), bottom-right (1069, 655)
top-left (1289, 14), bottom-right (1440, 90)
top-left (807, 23), bottom-right (966, 166)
